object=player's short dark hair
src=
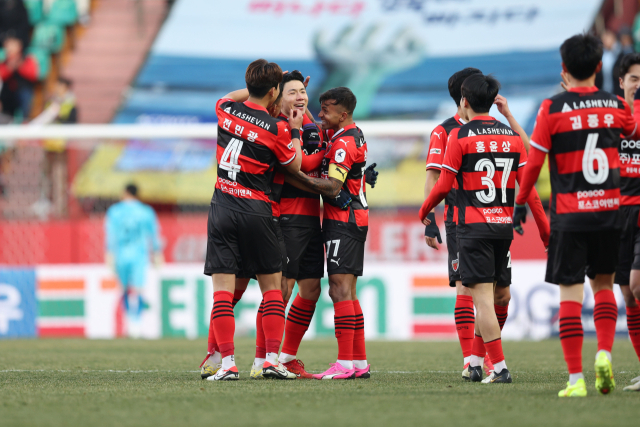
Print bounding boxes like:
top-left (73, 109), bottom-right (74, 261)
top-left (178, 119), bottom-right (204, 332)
top-left (461, 74), bottom-right (500, 113)
top-left (281, 70), bottom-right (305, 92)
top-left (560, 33), bottom-right (603, 81)
top-left (319, 87), bottom-right (357, 115)
top-left (448, 67), bottom-right (482, 106)
top-left (125, 183), bottom-right (138, 197)
top-left (245, 59), bottom-right (283, 98)
top-left (619, 53), bottom-right (640, 79)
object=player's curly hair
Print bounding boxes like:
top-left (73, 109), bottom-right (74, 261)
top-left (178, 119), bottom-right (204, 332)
top-left (448, 68), bottom-right (482, 106)
top-left (319, 87), bottom-right (357, 115)
top-left (560, 33), bottom-right (603, 81)
top-left (619, 53), bottom-right (640, 79)
top-left (245, 59), bottom-right (283, 98)
top-left (461, 74), bottom-right (501, 113)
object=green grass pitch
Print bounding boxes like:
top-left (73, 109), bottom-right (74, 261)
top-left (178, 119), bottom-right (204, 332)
top-left (1, 338), bottom-right (638, 427)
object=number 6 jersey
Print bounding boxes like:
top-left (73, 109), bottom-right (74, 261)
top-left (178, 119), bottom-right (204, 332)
top-left (441, 116), bottom-right (527, 240)
top-left (525, 86), bottom-right (638, 231)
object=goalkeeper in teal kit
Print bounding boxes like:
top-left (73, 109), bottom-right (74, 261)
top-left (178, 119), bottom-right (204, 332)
top-left (105, 184), bottom-right (163, 338)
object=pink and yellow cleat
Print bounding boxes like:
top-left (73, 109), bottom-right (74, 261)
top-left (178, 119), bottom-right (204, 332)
top-left (313, 362), bottom-right (356, 380)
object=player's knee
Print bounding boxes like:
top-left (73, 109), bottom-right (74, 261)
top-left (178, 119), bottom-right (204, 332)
top-left (328, 283), bottom-right (350, 302)
top-left (494, 288), bottom-right (511, 306)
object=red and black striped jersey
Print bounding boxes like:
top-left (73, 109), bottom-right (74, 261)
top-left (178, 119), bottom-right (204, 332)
top-left (213, 98), bottom-right (297, 218)
top-left (619, 135), bottom-right (640, 205)
top-left (528, 86), bottom-right (638, 231)
top-left (442, 116), bottom-right (527, 240)
top-left (321, 123), bottom-right (369, 241)
top-left (279, 115), bottom-right (326, 228)
top-left (425, 114), bottom-right (465, 226)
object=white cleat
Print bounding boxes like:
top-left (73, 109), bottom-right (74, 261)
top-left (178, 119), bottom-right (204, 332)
top-left (262, 361), bottom-right (297, 380)
top-left (624, 376), bottom-right (640, 391)
top-left (206, 366), bottom-right (239, 381)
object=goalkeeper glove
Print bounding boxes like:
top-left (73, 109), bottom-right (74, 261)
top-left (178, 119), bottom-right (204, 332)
top-left (364, 163), bottom-right (379, 188)
top-left (513, 204), bottom-right (527, 235)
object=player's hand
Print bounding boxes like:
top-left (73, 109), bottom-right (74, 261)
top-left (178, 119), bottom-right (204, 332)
top-left (494, 95), bottom-right (512, 119)
top-left (303, 75), bottom-right (310, 88)
top-left (335, 189), bottom-right (352, 210)
top-left (560, 71), bottom-right (572, 91)
top-left (424, 212), bottom-right (442, 249)
top-left (288, 108), bottom-right (304, 131)
top-left (513, 204), bottom-right (527, 235)
top-left (364, 163), bottom-right (378, 188)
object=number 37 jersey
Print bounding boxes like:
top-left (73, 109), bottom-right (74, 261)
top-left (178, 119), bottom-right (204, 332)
top-left (442, 116), bottom-right (527, 240)
top-left (530, 87), bottom-right (638, 231)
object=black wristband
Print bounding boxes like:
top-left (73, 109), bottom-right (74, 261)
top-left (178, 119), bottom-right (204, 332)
top-left (290, 129), bottom-right (301, 140)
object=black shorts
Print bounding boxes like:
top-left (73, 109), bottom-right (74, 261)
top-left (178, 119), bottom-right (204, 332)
top-left (616, 205), bottom-right (640, 286)
top-left (204, 203), bottom-right (283, 276)
top-left (445, 224), bottom-right (461, 287)
top-left (546, 229), bottom-right (621, 285)
top-left (324, 230), bottom-right (365, 276)
top-left (282, 226), bottom-right (324, 280)
top-left (458, 238), bottom-right (512, 287)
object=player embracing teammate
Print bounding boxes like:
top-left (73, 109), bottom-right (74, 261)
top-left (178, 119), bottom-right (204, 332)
top-left (204, 59), bottom-right (302, 381)
top-left (420, 74), bottom-right (549, 384)
top-left (514, 34), bottom-right (640, 396)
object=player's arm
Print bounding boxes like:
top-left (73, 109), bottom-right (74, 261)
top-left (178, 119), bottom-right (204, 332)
top-left (278, 110), bottom-right (304, 174)
top-left (424, 126), bottom-right (446, 205)
top-left (221, 88), bottom-right (250, 103)
top-left (290, 165), bottom-right (345, 198)
top-left (495, 95), bottom-right (530, 152)
top-left (419, 129), bottom-right (462, 223)
top-left (526, 186), bottom-right (550, 247)
top-left (300, 150), bottom-right (324, 172)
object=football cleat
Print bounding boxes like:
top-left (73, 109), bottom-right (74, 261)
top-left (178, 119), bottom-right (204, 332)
top-left (282, 359), bottom-right (314, 379)
top-left (262, 361), bottom-right (297, 380)
top-left (206, 366), bottom-right (239, 381)
top-left (462, 362), bottom-right (470, 381)
top-left (558, 379), bottom-right (587, 397)
top-left (623, 378), bottom-right (640, 391)
top-left (594, 352), bottom-right (615, 395)
top-left (201, 363), bottom-right (221, 380)
top-left (481, 368), bottom-right (512, 384)
top-left (250, 364), bottom-right (264, 379)
top-left (355, 365), bottom-right (370, 379)
top-left (483, 354), bottom-right (494, 376)
top-left (469, 365), bottom-right (483, 382)
top-left (312, 362), bottom-right (356, 380)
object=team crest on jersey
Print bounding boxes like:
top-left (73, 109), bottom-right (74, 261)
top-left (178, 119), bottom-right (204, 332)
top-left (452, 258), bottom-right (459, 272)
top-left (287, 141), bottom-right (294, 150)
top-left (335, 148), bottom-right (346, 163)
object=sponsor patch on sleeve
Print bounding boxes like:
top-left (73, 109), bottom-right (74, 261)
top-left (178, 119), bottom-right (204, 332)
top-left (287, 141), bottom-right (294, 150)
top-left (429, 148), bottom-right (441, 155)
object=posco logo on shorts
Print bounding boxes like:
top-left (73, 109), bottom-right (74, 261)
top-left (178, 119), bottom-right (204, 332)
top-left (483, 208), bottom-right (503, 215)
top-left (621, 140), bottom-right (639, 149)
top-left (577, 189), bottom-right (605, 199)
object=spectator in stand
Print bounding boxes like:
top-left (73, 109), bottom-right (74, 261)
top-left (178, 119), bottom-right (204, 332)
top-left (0, 36), bottom-right (38, 120)
top-left (613, 27), bottom-right (636, 98)
top-left (0, 0), bottom-right (30, 48)
top-left (600, 29), bottom-right (620, 94)
top-left (31, 77), bottom-right (78, 125)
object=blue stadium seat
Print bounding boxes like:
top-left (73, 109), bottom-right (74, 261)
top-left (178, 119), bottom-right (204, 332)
top-left (24, 0), bottom-right (44, 26)
top-left (46, 0), bottom-right (79, 27)
top-left (31, 23), bottom-right (65, 54)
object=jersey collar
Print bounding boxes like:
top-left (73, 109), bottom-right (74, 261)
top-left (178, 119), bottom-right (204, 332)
top-left (332, 123), bottom-right (357, 139)
top-left (469, 115), bottom-right (495, 121)
top-left (567, 86), bottom-right (598, 93)
top-left (454, 113), bottom-right (466, 124)
top-left (244, 100), bottom-right (269, 113)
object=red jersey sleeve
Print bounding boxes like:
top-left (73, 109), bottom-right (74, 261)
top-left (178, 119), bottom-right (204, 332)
top-left (329, 136), bottom-right (356, 171)
top-left (216, 97), bottom-right (234, 112)
top-left (426, 125), bottom-right (446, 171)
top-left (618, 96), bottom-right (639, 138)
top-left (517, 136), bottom-right (528, 168)
top-left (441, 128), bottom-right (463, 174)
top-left (529, 99), bottom-right (553, 153)
top-left (274, 121), bottom-right (297, 165)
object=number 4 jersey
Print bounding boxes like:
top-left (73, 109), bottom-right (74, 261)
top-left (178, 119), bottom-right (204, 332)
top-left (213, 98), bottom-right (297, 217)
top-left (441, 116), bottom-right (527, 240)
top-left (524, 86), bottom-right (639, 231)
